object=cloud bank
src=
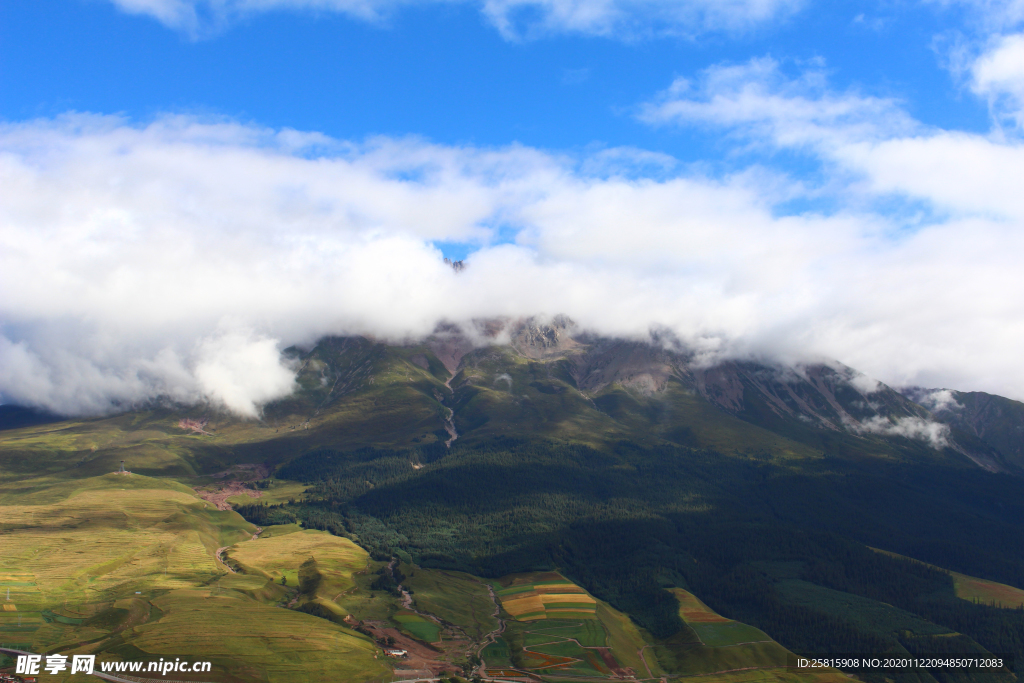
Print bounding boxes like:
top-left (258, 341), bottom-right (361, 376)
top-left (3, 79), bottom-right (1024, 416)
top-left (104, 0), bottom-right (801, 38)
top-left (853, 416), bottom-right (951, 449)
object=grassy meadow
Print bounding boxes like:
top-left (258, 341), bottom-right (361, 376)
top-left (0, 472), bottom-right (389, 682)
top-left (402, 566), bottom-right (498, 640)
top-left (226, 528), bottom-right (368, 596)
top-left (953, 573), bottom-right (1024, 609)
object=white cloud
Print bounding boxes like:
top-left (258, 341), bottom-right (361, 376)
top-left (103, 0), bottom-right (801, 37)
top-left (640, 57), bottom-right (1024, 220)
top-left (193, 332), bottom-right (297, 417)
top-left (4, 112), bottom-right (1024, 415)
top-left (971, 33), bottom-right (1024, 129)
top-left (479, 0), bottom-right (802, 39)
top-left (915, 388), bottom-right (962, 412)
top-left (853, 416), bottom-right (951, 448)
top-left (639, 57), bottom-right (918, 149)
top-left (925, 0), bottom-right (1024, 30)
top-left (846, 371), bottom-right (881, 396)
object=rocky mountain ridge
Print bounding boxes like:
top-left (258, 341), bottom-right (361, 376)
top-left (274, 316), bottom-right (1020, 474)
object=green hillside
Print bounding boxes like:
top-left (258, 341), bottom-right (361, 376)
top-left (4, 331), bottom-right (1024, 682)
top-left (0, 474), bottom-right (389, 683)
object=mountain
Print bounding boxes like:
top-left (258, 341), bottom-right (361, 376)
top-left (903, 386), bottom-right (1024, 471)
top-left (4, 318), bottom-right (1024, 682)
top-left (266, 317), bottom-right (1014, 473)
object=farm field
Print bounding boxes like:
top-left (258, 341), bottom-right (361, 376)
top-left (0, 472), bottom-right (390, 682)
top-left (392, 610), bottom-right (441, 642)
top-left (492, 573), bottom-right (656, 680)
top-left (495, 572), bottom-right (597, 621)
top-left (654, 589), bottom-right (822, 680)
top-left (226, 527), bottom-right (368, 598)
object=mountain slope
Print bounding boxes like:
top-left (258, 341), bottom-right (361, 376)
top-left (5, 319), bottom-right (1024, 682)
top-left (904, 387), bottom-right (1024, 471)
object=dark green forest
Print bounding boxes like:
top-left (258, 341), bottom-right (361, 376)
top-left (240, 438), bottom-right (1024, 676)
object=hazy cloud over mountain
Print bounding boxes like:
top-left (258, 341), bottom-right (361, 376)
top-left (2, 84), bottom-right (1024, 415)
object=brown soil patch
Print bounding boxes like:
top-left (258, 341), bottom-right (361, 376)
top-left (195, 480), bottom-right (262, 511)
top-left (595, 647), bottom-right (634, 678)
top-left (359, 620), bottom-right (465, 677)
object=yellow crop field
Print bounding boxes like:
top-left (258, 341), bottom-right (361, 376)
top-left (495, 573), bottom-right (598, 621)
top-left (225, 528), bottom-right (368, 598)
top-left (672, 588), bottom-right (729, 623)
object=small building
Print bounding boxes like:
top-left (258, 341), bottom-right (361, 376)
top-left (384, 648), bottom-right (407, 658)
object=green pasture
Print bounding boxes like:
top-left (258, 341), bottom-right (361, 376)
top-left (592, 603), bottom-right (651, 674)
top-left (128, 587), bottom-right (387, 683)
top-left (0, 474), bottom-right (254, 609)
top-left (526, 619), bottom-right (605, 647)
top-left (392, 611), bottom-right (441, 642)
top-left (954, 572), bottom-right (1024, 609)
top-left (690, 621), bottom-right (772, 647)
top-left (873, 547), bottom-right (1024, 610)
top-left (259, 523), bottom-right (303, 538)
top-left (531, 639), bottom-right (587, 658)
top-left (226, 481), bottom-right (307, 507)
top-left (481, 636), bottom-right (513, 667)
top-left (401, 566), bottom-right (498, 639)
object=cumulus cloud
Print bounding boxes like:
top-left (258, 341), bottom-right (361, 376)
top-left (103, 0), bottom-right (801, 38)
top-left (972, 33), bottom-right (1024, 129)
top-left (3, 109), bottom-right (1024, 415)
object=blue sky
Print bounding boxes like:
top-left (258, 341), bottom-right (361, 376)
top-left (0, 0), bottom-right (993, 149)
top-left (3, 0), bottom-right (1024, 415)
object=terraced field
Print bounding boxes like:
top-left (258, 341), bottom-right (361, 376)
top-left (490, 573), bottom-right (656, 680)
top-left (655, 589), bottom-right (848, 682)
top-left (495, 572), bottom-right (597, 621)
top-left (226, 527), bottom-right (367, 591)
top-left (0, 473), bottom-right (389, 682)
top-left (130, 587), bottom-right (386, 683)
